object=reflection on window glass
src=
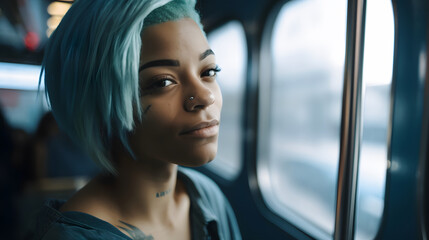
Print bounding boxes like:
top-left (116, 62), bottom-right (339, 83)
top-left (205, 21), bottom-right (246, 180)
top-left (257, 0), bottom-right (346, 239)
top-left (355, 0), bottom-right (394, 239)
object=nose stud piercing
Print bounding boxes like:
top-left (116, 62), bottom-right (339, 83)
top-left (189, 96), bottom-right (194, 100)
top-left (208, 93), bottom-right (215, 103)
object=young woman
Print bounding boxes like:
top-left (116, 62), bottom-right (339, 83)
top-left (34, 0), bottom-right (241, 239)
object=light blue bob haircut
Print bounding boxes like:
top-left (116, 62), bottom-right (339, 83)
top-left (40, 0), bottom-right (204, 174)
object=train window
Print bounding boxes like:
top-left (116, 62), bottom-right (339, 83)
top-left (355, 0), bottom-right (394, 239)
top-left (0, 62), bottom-right (46, 132)
top-left (205, 21), bottom-right (247, 180)
top-left (0, 62), bottom-right (43, 90)
top-left (257, 0), bottom-right (347, 238)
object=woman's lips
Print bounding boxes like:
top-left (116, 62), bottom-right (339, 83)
top-left (180, 120), bottom-right (219, 138)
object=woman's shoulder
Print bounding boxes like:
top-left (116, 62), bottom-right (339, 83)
top-left (33, 199), bottom-right (89, 240)
top-left (38, 221), bottom-right (94, 240)
top-left (33, 200), bottom-right (127, 240)
top-left (38, 222), bottom-right (125, 240)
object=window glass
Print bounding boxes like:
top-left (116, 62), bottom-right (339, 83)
top-left (205, 21), bottom-right (247, 180)
top-left (0, 62), bottom-right (46, 132)
top-left (0, 89), bottom-right (46, 132)
top-left (257, 0), bottom-right (347, 238)
top-left (355, 0), bottom-right (394, 239)
top-left (0, 62), bottom-right (43, 90)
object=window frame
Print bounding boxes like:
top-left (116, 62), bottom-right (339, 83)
top-left (253, 0), bottom-right (393, 239)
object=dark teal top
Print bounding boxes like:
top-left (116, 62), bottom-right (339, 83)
top-left (33, 168), bottom-right (242, 240)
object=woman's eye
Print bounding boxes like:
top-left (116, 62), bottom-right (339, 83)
top-left (140, 78), bottom-right (175, 96)
top-left (150, 79), bottom-right (174, 89)
top-left (201, 65), bottom-right (221, 78)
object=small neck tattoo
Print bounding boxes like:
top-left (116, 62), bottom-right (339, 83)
top-left (156, 189), bottom-right (171, 198)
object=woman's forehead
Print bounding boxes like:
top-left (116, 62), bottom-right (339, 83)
top-left (140, 18), bottom-right (209, 61)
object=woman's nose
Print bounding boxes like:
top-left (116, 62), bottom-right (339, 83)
top-left (184, 85), bottom-right (215, 112)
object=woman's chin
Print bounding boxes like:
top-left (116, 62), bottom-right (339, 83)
top-left (177, 150), bottom-right (218, 167)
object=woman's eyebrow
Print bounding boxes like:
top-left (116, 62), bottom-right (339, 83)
top-left (139, 59), bottom-right (180, 72)
top-left (200, 49), bottom-right (215, 61)
top-left (139, 49), bottom-right (214, 72)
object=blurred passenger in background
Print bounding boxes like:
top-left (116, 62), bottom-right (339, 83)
top-left (29, 111), bottom-right (99, 180)
top-left (0, 104), bottom-right (21, 239)
top-left (11, 111), bottom-right (99, 239)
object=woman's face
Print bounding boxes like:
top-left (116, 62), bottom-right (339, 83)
top-left (128, 18), bottom-right (222, 167)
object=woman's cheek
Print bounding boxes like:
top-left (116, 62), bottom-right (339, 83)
top-left (140, 101), bottom-right (178, 131)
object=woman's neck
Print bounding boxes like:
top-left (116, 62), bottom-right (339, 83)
top-left (110, 158), bottom-right (184, 225)
top-left (61, 153), bottom-right (190, 230)
top-left (105, 152), bottom-right (191, 239)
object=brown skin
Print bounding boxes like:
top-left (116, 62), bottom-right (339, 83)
top-left (60, 18), bottom-right (222, 240)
